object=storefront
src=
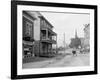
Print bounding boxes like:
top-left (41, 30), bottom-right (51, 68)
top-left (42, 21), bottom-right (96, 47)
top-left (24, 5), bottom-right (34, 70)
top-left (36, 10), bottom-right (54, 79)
top-left (23, 41), bottom-right (34, 59)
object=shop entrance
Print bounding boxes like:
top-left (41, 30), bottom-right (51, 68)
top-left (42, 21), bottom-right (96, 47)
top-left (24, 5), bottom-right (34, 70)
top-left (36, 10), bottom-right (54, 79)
top-left (23, 44), bottom-right (33, 58)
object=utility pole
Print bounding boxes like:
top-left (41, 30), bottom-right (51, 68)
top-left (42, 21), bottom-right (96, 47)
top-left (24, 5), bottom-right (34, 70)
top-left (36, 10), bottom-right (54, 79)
top-left (64, 33), bottom-right (65, 54)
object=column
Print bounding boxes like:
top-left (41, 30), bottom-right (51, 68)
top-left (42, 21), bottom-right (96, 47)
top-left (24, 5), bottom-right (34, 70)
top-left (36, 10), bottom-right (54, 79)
top-left (46, 29), bottom-right (48, 40)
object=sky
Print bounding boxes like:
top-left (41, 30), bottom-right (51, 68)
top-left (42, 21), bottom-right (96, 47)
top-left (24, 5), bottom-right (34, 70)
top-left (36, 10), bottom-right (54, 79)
top-left (40, 11), bottom-right (90, 47)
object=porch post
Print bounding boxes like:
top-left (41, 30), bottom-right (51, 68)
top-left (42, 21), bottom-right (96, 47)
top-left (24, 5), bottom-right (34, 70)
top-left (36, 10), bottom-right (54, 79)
top-left (46, 29), bottom-right (48, 39)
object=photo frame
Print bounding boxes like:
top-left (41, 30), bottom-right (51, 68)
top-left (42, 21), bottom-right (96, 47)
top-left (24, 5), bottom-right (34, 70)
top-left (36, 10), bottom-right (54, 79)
top-left (11, 0), bottom-right (98, 79)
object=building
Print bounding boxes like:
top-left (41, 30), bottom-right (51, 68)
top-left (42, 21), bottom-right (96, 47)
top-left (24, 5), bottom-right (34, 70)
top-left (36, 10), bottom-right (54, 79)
top-left (23, 11), bottom-right (35, 59)
top-left (83, 24), bottom-right (90, 49)
top-left (38, 15), bottom-right (57, 57)
top-left (23, 11), bottom-right (57, 60)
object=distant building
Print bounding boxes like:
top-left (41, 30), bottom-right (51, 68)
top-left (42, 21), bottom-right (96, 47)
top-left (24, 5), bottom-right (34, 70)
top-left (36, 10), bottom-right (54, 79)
top-left (23, 11), bottom-right (57, 61)
top-left (83, 24), bottom-right (90, 49)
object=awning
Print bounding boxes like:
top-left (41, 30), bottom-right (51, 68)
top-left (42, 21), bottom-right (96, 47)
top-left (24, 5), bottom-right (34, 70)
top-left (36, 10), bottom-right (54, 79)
top-left (23, 41), bottom-right (34, 45)
top-left (41, 40), bottom-right (56, 44)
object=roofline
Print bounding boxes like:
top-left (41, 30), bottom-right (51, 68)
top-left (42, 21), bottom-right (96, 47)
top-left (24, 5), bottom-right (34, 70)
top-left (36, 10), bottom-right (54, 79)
top-left (23, 11), bottom-right (36, 20)
top-left (39, 15), bottom-right (54, 28)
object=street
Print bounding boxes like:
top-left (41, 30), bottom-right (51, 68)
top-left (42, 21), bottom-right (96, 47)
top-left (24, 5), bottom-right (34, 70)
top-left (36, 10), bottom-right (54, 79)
top-left (23, 50), bottom-right (90, 69)
top-left (45, 53), bottom-right (90, 67)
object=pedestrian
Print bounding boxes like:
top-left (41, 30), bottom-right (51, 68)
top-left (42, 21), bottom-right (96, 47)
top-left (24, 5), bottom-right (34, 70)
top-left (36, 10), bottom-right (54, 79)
top-left (72, 49), bottom-right (77, 56)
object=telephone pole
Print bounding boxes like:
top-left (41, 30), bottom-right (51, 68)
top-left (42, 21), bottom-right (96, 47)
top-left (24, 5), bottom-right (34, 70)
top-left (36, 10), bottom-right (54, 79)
top-left (64, 33), bottom-right (66, 54)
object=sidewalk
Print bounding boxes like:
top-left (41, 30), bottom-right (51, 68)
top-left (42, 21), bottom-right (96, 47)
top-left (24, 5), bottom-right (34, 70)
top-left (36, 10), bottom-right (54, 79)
top-left (22, 54), bottom-right (66, 69)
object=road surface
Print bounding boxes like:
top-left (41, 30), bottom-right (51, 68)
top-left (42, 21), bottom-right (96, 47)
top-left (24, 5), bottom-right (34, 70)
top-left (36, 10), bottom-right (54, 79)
top-left (23, 53), bottom-right (90, 69)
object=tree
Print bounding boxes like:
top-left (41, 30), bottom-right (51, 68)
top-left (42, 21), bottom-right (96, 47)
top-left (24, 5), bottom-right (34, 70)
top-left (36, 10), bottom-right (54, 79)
top-left (69, 38), bottom-right (81, 49)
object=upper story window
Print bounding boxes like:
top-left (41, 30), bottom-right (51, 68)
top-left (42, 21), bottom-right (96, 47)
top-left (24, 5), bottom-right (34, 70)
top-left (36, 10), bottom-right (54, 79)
top-left (23, 16), bottom-right (34, 41)
top-left (25, 21), bottom-right (32, 37)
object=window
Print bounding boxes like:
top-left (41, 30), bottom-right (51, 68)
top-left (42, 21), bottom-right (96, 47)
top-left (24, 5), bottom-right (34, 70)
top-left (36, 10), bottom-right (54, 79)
top-left (23, 17), bottom-right (33, 40)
